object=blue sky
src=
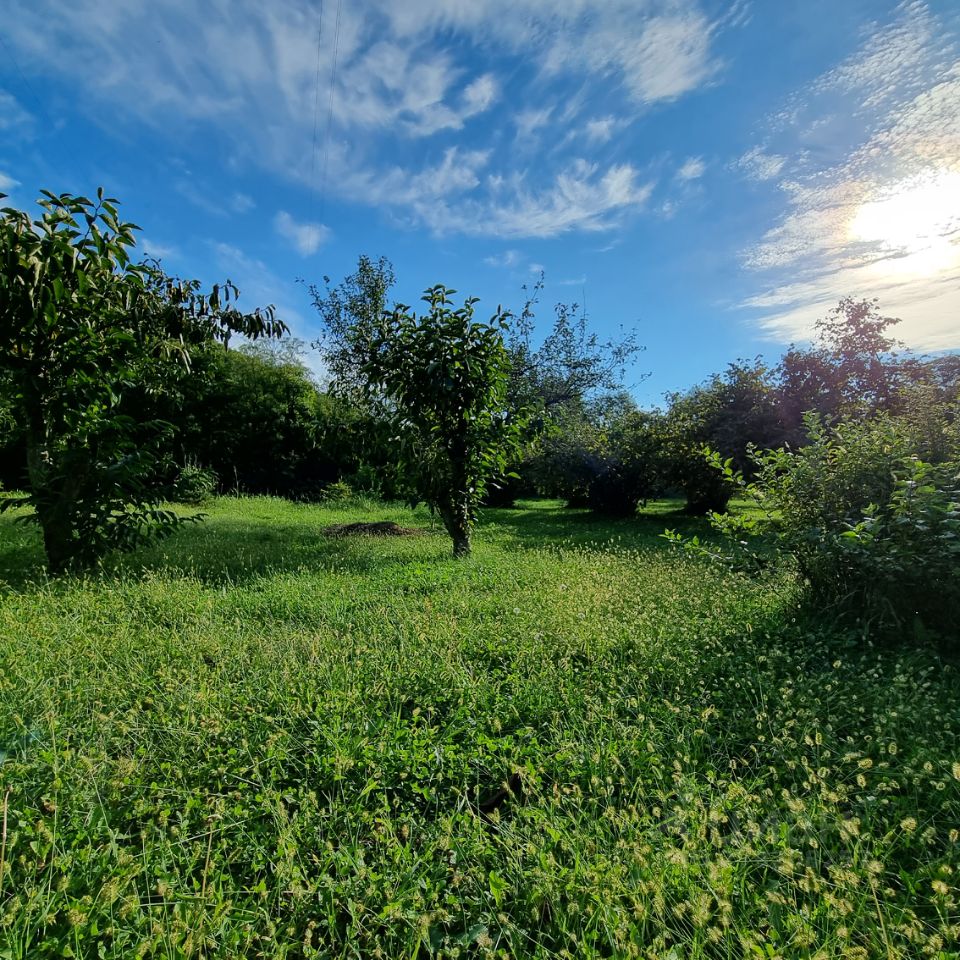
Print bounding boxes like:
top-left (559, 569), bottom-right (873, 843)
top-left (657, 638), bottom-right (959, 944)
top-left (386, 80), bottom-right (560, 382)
top-left (2, 0), bottom-right (959, 404)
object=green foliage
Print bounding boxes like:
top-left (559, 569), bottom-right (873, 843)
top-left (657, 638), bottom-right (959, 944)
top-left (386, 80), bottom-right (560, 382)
top-left (1, 497), bottom-right (958, 957)
top-left (504, 276), bottom-right (644, 416)
top-left (309, 255), bottom-right (396, 401)
top-left (317, 479), bottom-right (355, 503)
top-left (526, 410), bottom-right (602, 506)
top-left (361, 285), bottom-right (527, 556)
top-left (672, 415), bottom-right (960, 644)
top-left (583, 409), bottom-right (662, 516)
top-left (161, 340), bottom-right (354, 500)
top-left (173, 461), bottom-right (218, 505)
top-left (0, 189), bottom-right (284, 571)
top-left (838, 457), bottom-right (960, 639)
top-left (660, 360), bottom-right (783, 515)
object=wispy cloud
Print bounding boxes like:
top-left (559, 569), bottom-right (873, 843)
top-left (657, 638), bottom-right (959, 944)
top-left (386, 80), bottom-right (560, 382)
top-left (484, 249), bottom-right (521, 268)
top-left (1, 0), bottom-right (724, 240)
top-left (739, 1), bottom-right (960, 350)
top-left (0, 170), bottom-right (20, 191)
top-left (423, 161), bottom-right (655, 238)
top-left (734, 146), bottom-right (786, 182)
top-left (140, 237), bottom-right (178, 262)
top-left (274, 210), bottom-right (330, 256)
top-left (0, 91), bottom-right (32, 133)
top-left (583, 117), bottom-right (622, 145)
top-left (676, 156), bottom-right (706, 181)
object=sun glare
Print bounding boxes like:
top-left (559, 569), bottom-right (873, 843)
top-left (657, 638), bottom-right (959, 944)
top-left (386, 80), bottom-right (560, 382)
top-left (849, 168), bottom-right (960, 277)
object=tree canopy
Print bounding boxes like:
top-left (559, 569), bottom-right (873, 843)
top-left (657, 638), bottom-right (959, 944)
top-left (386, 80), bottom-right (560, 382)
top-left (0, 189), bottom-right (285, 570)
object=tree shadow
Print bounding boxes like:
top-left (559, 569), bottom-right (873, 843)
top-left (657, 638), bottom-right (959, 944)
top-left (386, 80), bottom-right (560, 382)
top-left (0, 511), bottom-right (448, 593)
top-left (477, 499), bottom-right (717, 553)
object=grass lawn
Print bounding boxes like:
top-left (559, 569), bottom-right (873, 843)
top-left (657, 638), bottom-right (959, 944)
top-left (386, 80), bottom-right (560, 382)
top-left (0, 497), bottom-right (957, 958)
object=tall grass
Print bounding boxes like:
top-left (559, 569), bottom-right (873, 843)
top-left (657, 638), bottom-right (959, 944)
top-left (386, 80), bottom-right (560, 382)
top-left (0, 498), bottom-right (957, 958)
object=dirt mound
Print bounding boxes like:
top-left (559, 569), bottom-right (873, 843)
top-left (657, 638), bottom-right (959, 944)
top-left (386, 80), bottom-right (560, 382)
top-left (323, 521), bottom-right (422, 538)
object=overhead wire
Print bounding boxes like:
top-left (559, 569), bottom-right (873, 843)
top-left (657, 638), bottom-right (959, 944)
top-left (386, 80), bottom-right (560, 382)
top-left (317, 0), bottom-right (343, 226)
top-left (0, 31), bottom-right (69, 188)
top-left (309, 1), bottom-right (325, 191)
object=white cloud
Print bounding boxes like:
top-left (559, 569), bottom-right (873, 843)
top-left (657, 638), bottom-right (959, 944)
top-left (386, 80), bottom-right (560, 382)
top-left (735, 146), bottom-right (786, 182)
top-left (676, 156), bottom-right (705, 181)
top-left (462, 73), bottom-right (497, 113)
top-left (811, 0), bottom-right (950, 111)
top-left (274, 210), bottom-right (330, 255)
top-left (583, 117), bottom-right (621, 145)
top-left (484, 249), bottom-right (521, 268)
top-left (140, 237), bottom-right (178, 261)
top-left (0, 0), bottom-right (722, 240)
top-left (421, 160), bottom-right (654, 238)
top-left (514, 106), bottom-right (554, 142)
top-left (739, 1), bottom-right (960, 350)
top-left (0, 170), bottom-right (20, 191)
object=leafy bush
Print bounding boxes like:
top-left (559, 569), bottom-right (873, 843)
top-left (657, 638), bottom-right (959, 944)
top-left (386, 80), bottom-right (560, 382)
top-left (660, 360), bottom-right (784, 515)
top-left (838, 458), bottom-right (960, 639)
top-left (670, 415), bottom-right (960, 645)
top-left (173, 462), bottom-right (218, 505)
top-left (317, 479), bottom-right (355, 503)
top-left (585, 411), bottom-right (662, 516)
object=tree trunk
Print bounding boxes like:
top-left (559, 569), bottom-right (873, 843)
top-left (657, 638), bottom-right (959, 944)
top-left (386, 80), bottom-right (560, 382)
top-left (22, 392), bottom-right (74, 574)
top-left (439, 503), bottom-right (471, 558)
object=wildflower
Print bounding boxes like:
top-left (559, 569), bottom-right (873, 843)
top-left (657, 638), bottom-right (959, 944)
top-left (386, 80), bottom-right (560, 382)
top-left (900, 817), bottom-right (918, 833)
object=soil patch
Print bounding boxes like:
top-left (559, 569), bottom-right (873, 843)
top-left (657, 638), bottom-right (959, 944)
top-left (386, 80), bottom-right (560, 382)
top-left (323, 521), bottom-right (423, 538)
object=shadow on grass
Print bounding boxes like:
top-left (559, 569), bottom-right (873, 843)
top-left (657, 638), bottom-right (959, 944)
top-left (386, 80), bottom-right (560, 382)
top-left (478, 498), bottom-right (718, 553)
top-left (0, 498), bottom-right (720, 592)
top-left (0, 510), bottom-right (449, 592)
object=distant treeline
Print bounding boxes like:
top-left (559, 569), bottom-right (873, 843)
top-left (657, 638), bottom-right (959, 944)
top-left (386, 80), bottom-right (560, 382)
top-left (3, 281), bottom-right (957, 516)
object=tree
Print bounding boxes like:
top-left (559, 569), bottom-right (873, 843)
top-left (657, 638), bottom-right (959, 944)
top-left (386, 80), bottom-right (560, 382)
top-left (154, 340), bottom-right (343, 499)
top-left (776, 297), bottom-right (903, 439)
top-left (361, 285), bottom-right (525, 557)
top-left (504, 275), bottom-right (644, 416)
top-left (0, 189), bottom-right (285, 571)
top-left (309, 255), bottom-right (396, 399)
top-left (661, 360), bottom-right (783, 514)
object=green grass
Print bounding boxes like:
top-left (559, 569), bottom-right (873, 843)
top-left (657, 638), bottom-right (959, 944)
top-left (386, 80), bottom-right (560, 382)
top-left (0, 497), bottom-right (958, 958)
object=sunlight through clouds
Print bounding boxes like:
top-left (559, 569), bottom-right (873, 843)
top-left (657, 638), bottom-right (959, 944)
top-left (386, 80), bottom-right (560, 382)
top-left (740, 1), bottom-right (960, 350)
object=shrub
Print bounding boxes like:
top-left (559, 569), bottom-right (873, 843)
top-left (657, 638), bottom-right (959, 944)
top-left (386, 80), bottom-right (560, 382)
top-left (317, 480), bottom-right (355, 503)
top-left (585, 411), bottom-right (662, 517)
top-left (173, 462), bottom-right (218, 505)
top-left (669, 414), bottom-right (960, 646)
top-left (660, 360), bottom-right (784, 515)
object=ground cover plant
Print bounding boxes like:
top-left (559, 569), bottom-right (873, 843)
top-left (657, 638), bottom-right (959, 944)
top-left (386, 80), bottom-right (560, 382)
top-left (1, 497), bottom-right (958, 958)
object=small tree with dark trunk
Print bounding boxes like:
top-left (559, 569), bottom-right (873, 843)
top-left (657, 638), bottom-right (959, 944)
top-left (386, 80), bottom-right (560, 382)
top-left (362, 286), bottom-right (524, 557)
top-left (0, 189), bottom-right (285, 572)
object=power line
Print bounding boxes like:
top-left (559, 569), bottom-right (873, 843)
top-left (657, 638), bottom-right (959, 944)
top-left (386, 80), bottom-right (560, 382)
top-left (0, 31), bottom-right (69, 186)
top-left (318, 0), bottom-right (343, 226)
top-left (309, 1), bottom-right (324, 188)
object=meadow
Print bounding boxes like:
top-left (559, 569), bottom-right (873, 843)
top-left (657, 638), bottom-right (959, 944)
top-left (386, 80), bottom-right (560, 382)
top-left (0, 497), bottom-right (957, 958)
